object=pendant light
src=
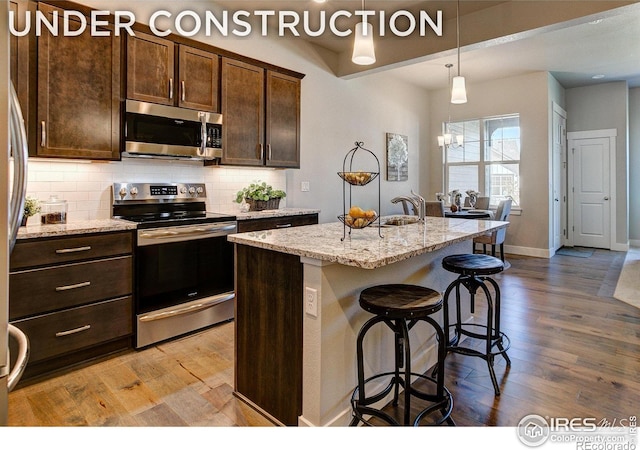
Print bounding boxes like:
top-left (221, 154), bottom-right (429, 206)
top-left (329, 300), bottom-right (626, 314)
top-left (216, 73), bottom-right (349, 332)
top-left (352, 0), bottom-right (376, 65)
top-left (438, 64), bottom-right (464, 149)
top-left (450, 0), bottom-right (467, 104)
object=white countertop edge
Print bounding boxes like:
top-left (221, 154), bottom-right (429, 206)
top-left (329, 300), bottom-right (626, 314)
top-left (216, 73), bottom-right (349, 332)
top-left (230, 208), bottom-right (320, 220)
top-left (16, 218), bottom-right (137, 239)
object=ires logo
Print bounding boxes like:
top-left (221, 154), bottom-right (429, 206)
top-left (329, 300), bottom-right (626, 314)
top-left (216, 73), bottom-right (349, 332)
top-left (549, 417), bottom-right (598, 432)
top-left (518, 415), bottom-right (551, 447)
top-left (517, 415), bottom-right (598, 446)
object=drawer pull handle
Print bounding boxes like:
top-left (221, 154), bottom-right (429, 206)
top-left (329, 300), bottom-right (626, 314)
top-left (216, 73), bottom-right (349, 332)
top-left (276, 223), bottom-right (292, 228)
top-left (56, 324), bottom-right (91, 337)
top-left (55, 281), bottom-right (91, 291)
top-left (56, 246), bottom-right (92, 254)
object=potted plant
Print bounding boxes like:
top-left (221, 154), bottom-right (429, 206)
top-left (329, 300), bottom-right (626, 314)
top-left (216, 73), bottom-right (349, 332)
top-left (235, 181), bottom-right (286, 211)
top-left (22, 196), bottom-right (41, 226)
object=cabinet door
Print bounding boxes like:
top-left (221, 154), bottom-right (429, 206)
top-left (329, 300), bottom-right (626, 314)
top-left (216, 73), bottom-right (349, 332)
top-left (266, 71), bottom-right (301, 168)
top-left (127, 32), bottom-right (174, 105)
top-left (220, 58), bottom-right (264, 166)
top-left (178, 45), bottom-right (219, 112)
top-left (9, 0), bottom-right (31, 139)
top-left (37, 3), bottom-right (121, 160)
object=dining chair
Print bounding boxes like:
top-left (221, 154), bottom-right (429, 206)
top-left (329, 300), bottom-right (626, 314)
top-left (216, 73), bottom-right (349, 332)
top-left (425, 201), bottom-right (445, 217)
top-left (474, 197), bottom-right (490, 210)
top-left (473, 199), bottom-right (512, 261)
top-left (464, 196), bottom-right (490, 210)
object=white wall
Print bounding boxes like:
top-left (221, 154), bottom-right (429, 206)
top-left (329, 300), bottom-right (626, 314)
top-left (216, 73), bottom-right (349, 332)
top-left (427, 71), bottom-right (552, 255)
top-left (630, 87), bottom-right (640, 243)
top-left (565, 81), bottom-right (630, 246)
top-left (35, 0), bottom-right (431, 225)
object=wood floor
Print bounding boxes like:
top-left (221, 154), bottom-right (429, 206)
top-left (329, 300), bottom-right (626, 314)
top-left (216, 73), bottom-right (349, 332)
top-left (8, 249), bottom-right (640, 427)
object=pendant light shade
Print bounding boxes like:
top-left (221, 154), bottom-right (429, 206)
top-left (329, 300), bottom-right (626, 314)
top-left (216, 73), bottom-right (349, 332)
top-left (352, 22), bottom-right (376, 65)
top-left (451, 0), bottom-right (468, 104)
top-left (451, 76), bottom-right (467, 104)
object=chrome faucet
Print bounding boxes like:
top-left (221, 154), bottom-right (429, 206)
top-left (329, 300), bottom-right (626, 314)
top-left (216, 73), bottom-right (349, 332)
top-left (411, 190), bottom-right (426, 221)
top-left (391, 195), bottom-right (420, 216)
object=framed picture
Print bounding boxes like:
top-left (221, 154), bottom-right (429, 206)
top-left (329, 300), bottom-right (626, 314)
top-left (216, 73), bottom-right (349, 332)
top-left (386, 133), bottom-right (408, 181)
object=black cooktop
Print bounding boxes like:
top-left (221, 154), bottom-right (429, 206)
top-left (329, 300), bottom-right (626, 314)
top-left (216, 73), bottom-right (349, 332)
top-left (113, 202), bottom-right (235, 229)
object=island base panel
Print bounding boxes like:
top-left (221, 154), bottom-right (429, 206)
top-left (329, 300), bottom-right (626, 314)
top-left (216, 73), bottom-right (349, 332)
top-left (234, 244), bottom-right (303, 426)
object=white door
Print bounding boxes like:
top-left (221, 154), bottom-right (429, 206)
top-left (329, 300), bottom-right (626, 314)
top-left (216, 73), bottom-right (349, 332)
top-left (552, 106), bottom-right (566, 252)
top-left (571, 137), bottom-right (611, 249)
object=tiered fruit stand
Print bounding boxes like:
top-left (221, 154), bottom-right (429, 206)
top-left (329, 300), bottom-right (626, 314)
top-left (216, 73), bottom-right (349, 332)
top-left (337, 141), bottom-right (382, 241)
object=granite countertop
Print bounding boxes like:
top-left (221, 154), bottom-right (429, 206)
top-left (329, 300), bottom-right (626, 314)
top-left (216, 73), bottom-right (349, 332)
top-left (16, 219), bottom-right (138, 240)
top-left (229, 208), bottom-right (320, 221)
top-left (227, 215), bottom-right (509, 269)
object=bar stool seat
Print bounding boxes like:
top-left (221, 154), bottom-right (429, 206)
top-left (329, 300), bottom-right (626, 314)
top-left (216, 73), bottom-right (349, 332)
top-left (442, 254), bottom-right (505, 276)
top-left (441, 254), bottom-right (511, 396)
top-left (350, 284), bottom-right (454, 426)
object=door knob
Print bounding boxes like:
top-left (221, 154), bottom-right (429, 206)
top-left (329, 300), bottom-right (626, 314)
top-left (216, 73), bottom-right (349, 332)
top-left (604, 197), bottom-right (610, 200)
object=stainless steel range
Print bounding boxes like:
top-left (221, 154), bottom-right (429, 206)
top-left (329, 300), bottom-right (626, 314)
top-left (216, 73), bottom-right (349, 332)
top-left (112, 182), bottom-right (236, 348)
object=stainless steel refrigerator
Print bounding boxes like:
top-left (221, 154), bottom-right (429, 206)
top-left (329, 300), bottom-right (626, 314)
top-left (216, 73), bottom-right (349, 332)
top-left (2, 7), bottom-right (30, 425)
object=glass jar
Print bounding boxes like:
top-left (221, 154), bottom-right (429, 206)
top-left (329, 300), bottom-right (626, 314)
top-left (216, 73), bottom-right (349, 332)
top-left (41, 195), bottom-right (68, 225)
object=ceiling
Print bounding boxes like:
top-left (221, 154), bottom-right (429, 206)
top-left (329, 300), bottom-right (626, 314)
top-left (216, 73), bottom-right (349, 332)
top-left (213, 0), bottom-right (640, 91)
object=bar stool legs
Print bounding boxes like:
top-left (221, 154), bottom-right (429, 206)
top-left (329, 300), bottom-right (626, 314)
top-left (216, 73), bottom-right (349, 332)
top-left (442, 273), bottom-right (511, 396)
top-left (350, 314), bottom-right (454, 426)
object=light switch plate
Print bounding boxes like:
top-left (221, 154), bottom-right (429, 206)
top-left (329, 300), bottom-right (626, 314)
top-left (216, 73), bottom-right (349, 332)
top-left (301, 181), bottom-right (310, 192)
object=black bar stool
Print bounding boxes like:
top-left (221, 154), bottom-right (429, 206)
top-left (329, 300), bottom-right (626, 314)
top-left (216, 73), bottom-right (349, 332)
top-left (440, 254), bottom-right (511, 396)
top-left (349, 284), bottom-right (454, 426)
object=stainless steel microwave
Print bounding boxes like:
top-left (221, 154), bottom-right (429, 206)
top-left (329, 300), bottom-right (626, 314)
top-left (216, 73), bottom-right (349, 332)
top-left (124, 100), bottom-right (222, 161)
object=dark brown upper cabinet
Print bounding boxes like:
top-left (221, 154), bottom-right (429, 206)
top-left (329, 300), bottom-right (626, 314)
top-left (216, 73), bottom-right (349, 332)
top-left (266, 71), bottom-right (301, 168)
top-left (220, 58), bottom-right (265, 166)
top-left (221, 58), bottom-right (301, 168)
top-left (9, 0), bottom-right (32, 142)
top-left (126, 32), bottom-right (175, 106)
top-left (36, 3), bottom-right (121, 160)
top-left (127, 32), bottom-right (219, 112)
top-left (178, 45), bottom-right (219, 112)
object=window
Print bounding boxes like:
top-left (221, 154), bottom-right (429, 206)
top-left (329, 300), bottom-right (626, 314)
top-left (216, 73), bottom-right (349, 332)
top-left (444, 114), bottom-right (520, 208)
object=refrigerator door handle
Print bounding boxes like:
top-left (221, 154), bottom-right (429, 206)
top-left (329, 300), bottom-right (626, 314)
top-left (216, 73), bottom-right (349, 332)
top-left (7, 325), bottom-right (29, 392)
top-left (8, 81), bottom-right (28, 253)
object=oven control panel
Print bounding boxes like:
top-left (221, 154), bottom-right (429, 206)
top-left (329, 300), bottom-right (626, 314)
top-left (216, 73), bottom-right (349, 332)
top-left (113, 182), bottom-right (207, 202)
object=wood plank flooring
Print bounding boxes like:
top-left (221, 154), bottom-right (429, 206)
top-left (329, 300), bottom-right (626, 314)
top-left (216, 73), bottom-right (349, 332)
top-left (8, 249), bottom-right (640, 427)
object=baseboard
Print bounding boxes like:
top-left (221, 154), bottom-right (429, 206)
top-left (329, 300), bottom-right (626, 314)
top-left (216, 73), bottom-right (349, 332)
top-left (611, 242), bottom-right (630, 252)
top-left (503, 243), bottom-right (630, 258)
top-left (504, 244), bottom-right (551, 258)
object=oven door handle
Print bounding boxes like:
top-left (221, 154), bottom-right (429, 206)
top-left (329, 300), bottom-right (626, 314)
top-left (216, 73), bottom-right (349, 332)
top-left (173, 224), bottom-right (237, 236)
top-left (138, 223), bottom-right (237, 243)
top-left (138, 292), bottom-right (235, 322)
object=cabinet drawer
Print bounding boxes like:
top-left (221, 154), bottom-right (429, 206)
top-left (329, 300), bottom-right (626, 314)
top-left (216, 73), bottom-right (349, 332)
top-left (237, 214), bottom-right (318, 233)
top-left (10, 231), bottom-right (133, 270)
top-left (10, 256), bottom-right (132, 320)
top-left (11, 296), bottom-right (133, 364)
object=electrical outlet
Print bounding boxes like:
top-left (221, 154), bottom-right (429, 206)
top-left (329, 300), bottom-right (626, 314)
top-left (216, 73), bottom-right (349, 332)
top-left (301, 181), bottom-right (310, 192)
top-left (305, 287), bottom-right (318, 317)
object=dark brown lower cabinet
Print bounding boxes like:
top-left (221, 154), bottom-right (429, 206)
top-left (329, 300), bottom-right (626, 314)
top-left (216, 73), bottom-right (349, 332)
top-left (234, 245), bottom-right (303, 426)
top-left (236, 213), bottom-right (318, 233)
top-left (9, 231), bottom-right (134, 381)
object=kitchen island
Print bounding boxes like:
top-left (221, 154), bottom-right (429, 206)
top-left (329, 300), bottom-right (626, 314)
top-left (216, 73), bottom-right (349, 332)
top-left (228, 216), bottom-right (508, 427)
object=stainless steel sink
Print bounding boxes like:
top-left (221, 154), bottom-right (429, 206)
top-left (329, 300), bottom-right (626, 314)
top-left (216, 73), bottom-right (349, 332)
top-left (384, 216), bottom-right (419, 226)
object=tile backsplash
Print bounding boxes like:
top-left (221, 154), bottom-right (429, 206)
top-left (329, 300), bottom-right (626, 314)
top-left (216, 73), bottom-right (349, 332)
top-left (25, 158), bottom-right (287, 222)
